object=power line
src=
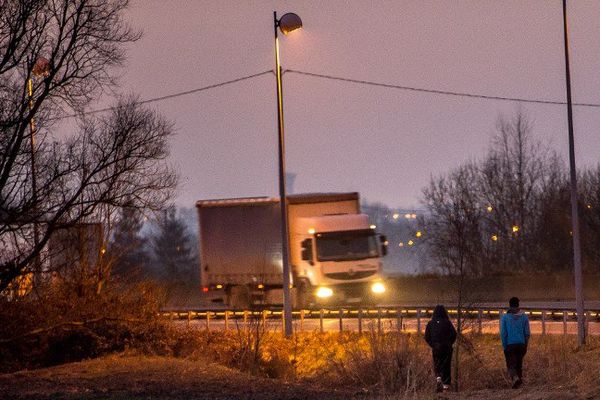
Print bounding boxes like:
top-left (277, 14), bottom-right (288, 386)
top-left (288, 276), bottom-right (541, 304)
top-left (285, 69), bottom-right (600, 108)
top-left (51, 67), bottom-right (600, 121)
top-left (51, 70), bottom-right (274, 120)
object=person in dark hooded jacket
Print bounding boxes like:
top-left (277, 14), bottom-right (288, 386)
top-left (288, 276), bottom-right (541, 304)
top-left (424, 305), bottom-right (457, 392)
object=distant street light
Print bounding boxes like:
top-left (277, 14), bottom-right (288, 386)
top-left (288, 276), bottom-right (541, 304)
top-left (273, 11), bottom-right (302, 338)
top-left (562, 0), bottom-right (585, 346)
top-left (27, 56), bottom-right (50, 274)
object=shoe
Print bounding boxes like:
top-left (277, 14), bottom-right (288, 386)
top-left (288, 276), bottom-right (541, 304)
top-left (442, 384), bottom-right (451, 392)
top-left (436, 377), bottom-right (443, 393)
top-left (511, 376), bottom-right (522, 389)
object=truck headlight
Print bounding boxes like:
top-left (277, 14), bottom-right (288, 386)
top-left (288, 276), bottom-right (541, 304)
top-left (371, 282), bottom-right (386, 294)
top-left (316, 286), bottom-right (333, 298)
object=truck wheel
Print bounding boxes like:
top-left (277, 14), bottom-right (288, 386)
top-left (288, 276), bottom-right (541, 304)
top-left (227, 285), bottom-right (251, 309)
top-left (293, 279), bottom-right (312, 309)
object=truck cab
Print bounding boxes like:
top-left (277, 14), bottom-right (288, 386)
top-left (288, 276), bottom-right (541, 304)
top-left (292, 214), bottom-right (388, 306)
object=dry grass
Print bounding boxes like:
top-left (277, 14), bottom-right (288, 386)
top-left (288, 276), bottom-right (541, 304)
top-left (1, 310), bottom-right (600, 400)
top-left (0, 354), bottom-right (359, 400)
top-left (165, 324), bottom-right (600, 398)
top-left (3, 293), bottom-right (600, 398)
top-left (0, 281), bottom-right (172, 372)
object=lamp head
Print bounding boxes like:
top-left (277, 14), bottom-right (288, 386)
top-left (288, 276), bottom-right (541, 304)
top-left (277, 13), bottom-right (302, 35)
top-left (32, 57), bottom-right (51, 78)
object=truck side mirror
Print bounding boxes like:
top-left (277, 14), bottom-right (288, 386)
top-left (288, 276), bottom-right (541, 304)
top-left (301, 238), bottom-right (314, 265)
top-left (379, 234), bottom-right (388, 256)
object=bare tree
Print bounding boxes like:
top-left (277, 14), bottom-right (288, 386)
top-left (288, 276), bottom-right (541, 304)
top-left (421, 163), bottom-right (485, 391)
top-left (421, 163), bottom-right (484, 277)
top-left (479, 111), bottom-right (560, 272)
top-left (0, 1), bottom-right (176, 293)
top-left (580, 165), bottom-right (600, 271)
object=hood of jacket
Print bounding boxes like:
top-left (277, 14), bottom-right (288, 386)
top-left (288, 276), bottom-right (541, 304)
top-left (432, 305), bottom-right (449, 320)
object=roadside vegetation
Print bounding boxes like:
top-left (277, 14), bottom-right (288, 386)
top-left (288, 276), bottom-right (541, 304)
top-left (166, 324), bottom-right (600, 397)
top-left (2, 313), bottom-right (600, 399)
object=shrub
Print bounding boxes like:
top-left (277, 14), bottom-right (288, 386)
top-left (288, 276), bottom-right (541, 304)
top-left (0, 281), bottom-right (171, 372)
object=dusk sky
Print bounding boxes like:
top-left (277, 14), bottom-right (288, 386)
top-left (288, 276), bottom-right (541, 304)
top-left (116, 1), bottom-right (600, 209)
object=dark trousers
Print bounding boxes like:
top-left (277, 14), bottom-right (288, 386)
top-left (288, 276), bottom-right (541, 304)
top-left (504, 343), bottom-right (527, 380)
top-left (432, 346), bottom-right (453, 385)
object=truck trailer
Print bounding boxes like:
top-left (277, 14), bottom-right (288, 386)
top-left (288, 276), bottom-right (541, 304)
top-left (196, 192), bottom-right (388, 308)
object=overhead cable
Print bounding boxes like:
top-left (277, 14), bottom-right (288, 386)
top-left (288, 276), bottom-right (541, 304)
top-left (51, 70), bottom-right (274, 120)
top-left (285, 69), bottom-right (600, 108)
top-left (51, 68), bottom-right (600, 121)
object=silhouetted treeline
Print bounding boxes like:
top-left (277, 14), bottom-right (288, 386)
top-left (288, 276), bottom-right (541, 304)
top-left (110, 206), bottom-right (199, 291)
top-left (419, 111), bottom-right (600, 276)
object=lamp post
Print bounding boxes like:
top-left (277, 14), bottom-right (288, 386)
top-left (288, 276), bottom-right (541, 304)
top-left (27, 57), bottom-right (50, 275)
top-left (561, 0), bottom-right (585, 346)
top-left (273, 11), bottom-right (302, 337)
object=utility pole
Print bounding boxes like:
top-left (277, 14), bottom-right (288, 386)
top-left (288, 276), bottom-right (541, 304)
top-left (562, 0), bottom-right (585, 346)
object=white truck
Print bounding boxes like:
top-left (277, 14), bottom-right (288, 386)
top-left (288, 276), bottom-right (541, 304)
top-left (196, 192), bottom-right (388, 308)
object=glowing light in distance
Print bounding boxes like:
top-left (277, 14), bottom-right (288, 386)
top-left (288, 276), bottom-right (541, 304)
top-left (371, 282), bottom-right (386, 294)
top-left (408, 240), bottom-right (414, 246)
top-left (512, 225), bottom-right (520, 233)
top-left (487, 205), bottom-right (493, 212)
top-left (315, 287), bottom-right (333, 298)
top-left (415, 231), bottom-right (422, 238)
top-left (258, 284), bottom-right (264, 289)
top-left (392, 213), bottom-right (400, 220)
top-left (216, 284), bottom-right (223, 289)
top-left (399, 242), bottom-right (404, 247)
top-left (491, 234), bottom-right (498, 241)
top-left (370, 224), bottom-right (376, 229)
top-left (308, 228), bottom-right (315, 234)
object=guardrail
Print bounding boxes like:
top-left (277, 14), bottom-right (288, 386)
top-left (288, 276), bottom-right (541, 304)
top-left (161, 306), bottom-right (600, 335)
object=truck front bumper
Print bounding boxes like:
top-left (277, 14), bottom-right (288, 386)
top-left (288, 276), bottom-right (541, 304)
top-left (314, 280), bottom-right (389, 305)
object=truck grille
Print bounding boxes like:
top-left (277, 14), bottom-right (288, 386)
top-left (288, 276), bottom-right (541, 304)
top-left (324, 270), bottom-right (376, 280)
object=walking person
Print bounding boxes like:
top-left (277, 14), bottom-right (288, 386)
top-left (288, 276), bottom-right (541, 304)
top-left (425, 305), bottom-right (457, 392)
top-left (500, 297), bottom-right (530, 389)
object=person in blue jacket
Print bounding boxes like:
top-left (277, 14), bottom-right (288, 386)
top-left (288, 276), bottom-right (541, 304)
top-left (500, 297), bottom-right (530, 388)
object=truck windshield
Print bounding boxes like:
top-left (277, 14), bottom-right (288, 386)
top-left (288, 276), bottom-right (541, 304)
top-left (316, 231), bottom-right (379, 261)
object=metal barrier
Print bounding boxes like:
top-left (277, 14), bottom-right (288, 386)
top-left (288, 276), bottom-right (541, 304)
top-left (161, 306), bottom-right (600, 335)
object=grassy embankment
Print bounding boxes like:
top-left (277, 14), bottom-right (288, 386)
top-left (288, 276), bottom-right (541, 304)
top-left (3, 279), bottom-right (600, 399)
top-left (2, 324), bottom-right (599, 399)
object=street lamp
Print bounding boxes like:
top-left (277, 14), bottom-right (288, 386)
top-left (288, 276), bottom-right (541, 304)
top-left (273, 11), bottom-right (302, 338)
top-left (561, 0), bottom-right (585, 346)
top-left (27, 57), bottom-right (50, 275)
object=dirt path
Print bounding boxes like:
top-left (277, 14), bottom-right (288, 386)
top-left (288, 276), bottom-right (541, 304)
top-left (0, 355), bottom-right (357, 400)
top-left (445, 386), bottom-right (597, 400)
